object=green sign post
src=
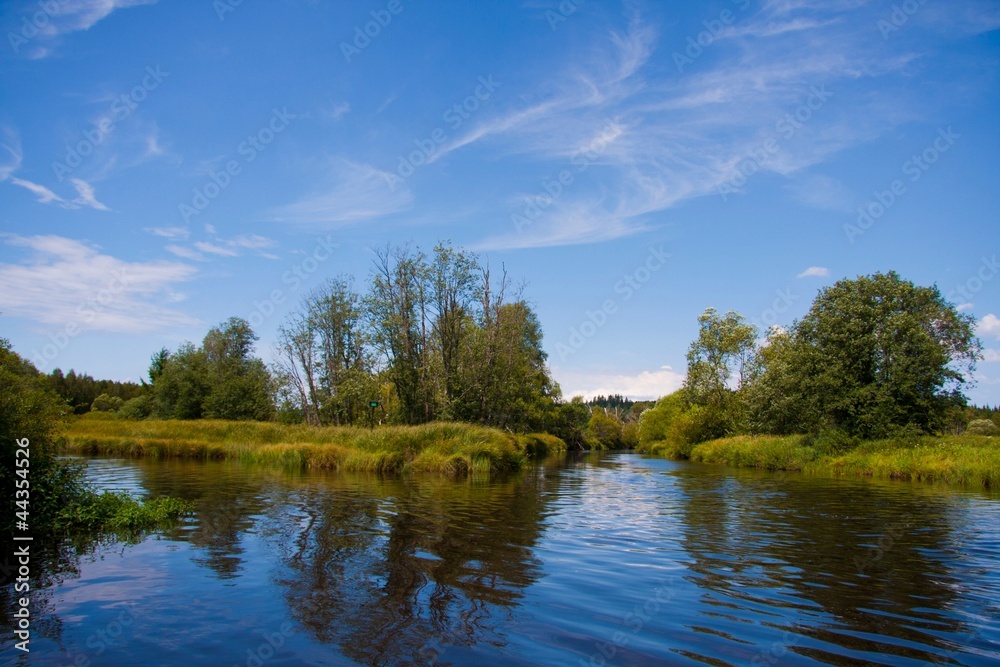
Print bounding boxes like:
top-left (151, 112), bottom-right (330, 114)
top-left (368, 401), bottom-right (380, 429)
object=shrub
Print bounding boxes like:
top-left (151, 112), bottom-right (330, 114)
top-left (966, 419), bottom-right (1000, 436)
top-left (91, 393), bottom-right (124, 412)
top-left (119, 395), bottom-right (154, 420)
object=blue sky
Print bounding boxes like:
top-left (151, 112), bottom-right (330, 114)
top-left (1, 0), bottom-right (999, 404)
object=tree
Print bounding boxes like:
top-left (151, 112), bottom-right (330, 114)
top-left (151, 343), bottom-right (210, 419)
top-left (683, 308), bottom-right (757, 438)
top-left (368, 245), bottom-right (432, 424)
top-left (202, 317), bottom-right (273, 421)
top-left (149, 318), bottom-right (272, 421)
top-left (752, 272), bottom-right (981, 438)
top-left (0, 339), bottom-right (83, 532)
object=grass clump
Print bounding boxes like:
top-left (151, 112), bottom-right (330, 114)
top-left (60, 415), bottom-right (565, 476)
top-left (688, 435), bottom-right (817, 471)
top-left (647, 431), bottom-right (1000, 488)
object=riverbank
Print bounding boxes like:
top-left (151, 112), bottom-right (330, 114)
top-left (59, 415), bottom-right (566, 475)
top-left (644, 434), bottom-right (1000, 488)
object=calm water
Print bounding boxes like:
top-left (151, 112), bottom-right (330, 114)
top-left (3, 453), bottom-right (999, 666)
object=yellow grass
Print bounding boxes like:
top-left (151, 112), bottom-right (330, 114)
top-left (60, 415), bottom-right (566, 476)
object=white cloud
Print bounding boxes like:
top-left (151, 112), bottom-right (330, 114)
top-left (146, 226), bottom-right (190, 239)
top-left (9, 177), bottom-right (62, 204)
top-left (268, 158), bottom-right (412, 227)
top-left (561, 365), bottom-right (685, 401)
top-left (983, 349), bottom-right (1000, 363)
top-left (956, 303), bottom-right (974, 312)
top-left (0, 127), bottom-right (22, 181)
top-left (165, 244), bottom-right (205, 261)
top-left (11, 0), bottom-right (158, 58)
top-left (796, 266), bottom-right (829, 278)
top-left (165, 232), bottom-right (277, 261)
top-left (329, 102), bottom-right (351, 120)
top-left (979, 314), bottom-right (1000, 340)
top-left (441, 3), bottom-right (933, 248)
top-left (194, 241), bottom-right (239, 257)
top-left (0, 234), bottom-right (197, 333)
top-left (8, 175), bottom-right (109, 210)
top-left (69, 178), bottom-right (109, 210)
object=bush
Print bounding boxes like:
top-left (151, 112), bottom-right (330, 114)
top-left (119, 395), bottom-right (154, 420)
top-left (966, 419), bottom-right (1000, 436)
top-left (91, 393), bottom-right (124, 412)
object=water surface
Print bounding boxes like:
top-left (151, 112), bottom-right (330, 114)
top-left (3, 453), bottom-right (998, 666)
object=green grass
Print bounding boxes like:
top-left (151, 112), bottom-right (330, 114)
top-left (59, 415), bottom-right (566, 475)
top-left (646, 433), bottom-right (1000, 488)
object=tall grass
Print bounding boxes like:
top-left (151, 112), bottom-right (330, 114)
top-left (648, 433), bottom-right (1000, 488)
top-left (60, 415), bottom-right (566, 475)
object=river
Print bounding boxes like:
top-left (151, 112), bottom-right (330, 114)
top-left (3, 452), bottom-right (999, 666)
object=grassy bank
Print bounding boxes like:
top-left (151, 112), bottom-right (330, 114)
top-left (59, 415), bottom-right (566, 475)
top-left (644, 434), bottom-right (1000, 488)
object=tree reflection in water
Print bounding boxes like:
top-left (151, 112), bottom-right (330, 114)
top-left (672, 468), bottom-right (976, 665)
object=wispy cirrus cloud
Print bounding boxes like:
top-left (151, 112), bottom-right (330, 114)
top-left (158, 230), bottom-right (278, 262)
top-left (0, 234), bottom-right (197, 333)
top-left (8, 174), bottom-right (109, 210)
top-left (451, 2), bottom-right (983, 250)
top-left (9, 0), bottom-right (158, 58)
top-left (2, 127), bottom-right (109, 210)
top-left (267, 158), bottom-right (412, 228)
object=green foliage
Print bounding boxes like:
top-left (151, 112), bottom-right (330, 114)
top-left (56, 492), bottom-right (193, 533)
top-left (1, 338), bottom-right (79, 533)
top-left (544, 396), bottom-right (592, 449)
top-left (752, 272), bottom-right (980, 439)
top-left (149, 318), bottom-right (273, 421)
top-left (46, 368), bottom-right (142, 414)
top-left (966, 419), bottom-right (1000, 436)
top-left (119, 394), bottom-right (154, 420)
top-left (1, 339), bottom-right (190, 535)
top-left (586, 407), bottom-right (624, 449)
top-left (91, 393), bottom-right (124, 412)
